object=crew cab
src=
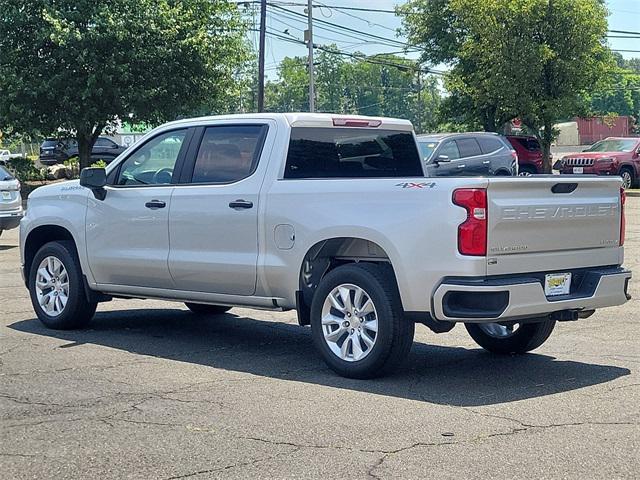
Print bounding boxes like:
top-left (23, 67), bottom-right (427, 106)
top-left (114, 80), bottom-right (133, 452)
top-left (557, 137), bottom-right (640, 189)
top-left (20, 114), bottom-right (631, 378)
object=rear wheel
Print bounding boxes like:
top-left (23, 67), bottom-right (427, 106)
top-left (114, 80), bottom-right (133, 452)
top-left (311, 263), bottom-right (414, 379)
top-left (184, 303), bottom-right (231, 315)
top-left (28, 241), bottom-right (97, 329)
top-left (465, 319), bottom-right (556, 354)
top-left (518, 165), bottom-right (536, 176)
top-left (619, 167), bottom-right (635, 190)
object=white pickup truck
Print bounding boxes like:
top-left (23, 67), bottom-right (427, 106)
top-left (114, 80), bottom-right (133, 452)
top-left (20, 113), bottom-right (631, 378)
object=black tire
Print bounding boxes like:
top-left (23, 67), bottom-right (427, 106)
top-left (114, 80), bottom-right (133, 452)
top-left (310, 263), bottom-right (414, 379)
top-left (184, 303), bottom-right (231, 315)
top-left (518, 165), bottom-right (537, 176)
top-left (619, 167), bottom-right (636, 190)
top-left (465, 319), bottom-right (556, 354)
top-left (28, 241), bottom-right (97, 329)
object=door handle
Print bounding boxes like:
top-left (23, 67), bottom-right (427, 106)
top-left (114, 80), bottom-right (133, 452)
top-left (145, 200), bottom-right (166, 209)
top-left (457, 164), bottom-right (466, 168)
top-left (483, 160), bottom-right (491, 164)
top-left (229, 199), bottom-right (253, 209)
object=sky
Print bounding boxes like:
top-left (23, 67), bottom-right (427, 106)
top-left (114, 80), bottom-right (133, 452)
top-left (240, 0), bottom-right (640, 78)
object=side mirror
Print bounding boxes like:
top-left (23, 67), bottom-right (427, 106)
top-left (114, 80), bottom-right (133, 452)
top-left (434, 154), bottom-right (450, 164)
top-left (80, 167), bottom-right (107, 200)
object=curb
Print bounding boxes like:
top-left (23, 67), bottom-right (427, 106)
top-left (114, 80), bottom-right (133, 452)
top-left (627, 190), bottom-right (640, 198)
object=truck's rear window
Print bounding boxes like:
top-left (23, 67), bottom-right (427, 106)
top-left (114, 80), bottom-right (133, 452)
top-left (284, 127), bottom-right (423, 179)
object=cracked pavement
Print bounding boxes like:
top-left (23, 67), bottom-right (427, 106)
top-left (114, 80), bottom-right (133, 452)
top-left (1, 197), bottom-right (639, 479)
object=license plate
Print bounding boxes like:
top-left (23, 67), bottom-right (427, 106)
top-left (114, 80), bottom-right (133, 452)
top-left (545, 273), bottom-right (572, 296)
top-left (1, 191), bottom-right (11, 200)
top-left (573, 166), bottom-right (583, 174)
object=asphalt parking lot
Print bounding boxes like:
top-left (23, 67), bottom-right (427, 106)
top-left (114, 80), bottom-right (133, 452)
top-left (1, 198), bottom-right (638, 479)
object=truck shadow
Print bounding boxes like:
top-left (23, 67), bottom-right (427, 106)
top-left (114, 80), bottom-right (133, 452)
top-left (9, 308), bottom-right (631, 407)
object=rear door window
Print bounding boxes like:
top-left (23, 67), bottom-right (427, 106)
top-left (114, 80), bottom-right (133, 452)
top-left (190, 125), bottom-right (267, 184)
top-left (477, 137), bottom-right (504, 154)
top-left (284, 127), bottom-right (423, 179)
top-left (455, 138), bottom-right (482, 158)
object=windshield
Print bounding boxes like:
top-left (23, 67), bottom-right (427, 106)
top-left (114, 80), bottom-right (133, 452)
top-left (0, 165), bottom-right (15, 181)
top-left (584, 139), bottom-right (637, 152)
top-left (418, 140), bottom-right (439, 160)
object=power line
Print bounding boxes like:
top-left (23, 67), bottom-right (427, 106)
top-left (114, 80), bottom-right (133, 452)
top-left (269, 4), bottom-right (409, 49)
top-left (256, 28), bottom-right (445, 75)
top-left (236, 1), bottom-right (396, 13)
top-left (609, 29), bottom-right (640, 36)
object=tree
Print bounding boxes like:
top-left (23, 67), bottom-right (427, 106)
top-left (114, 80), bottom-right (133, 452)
top-left (0, 0), bottom-right (247, 169)
top-left (585, 54), bottom-right (640, 122)
top-left (401, 0), bottom-right (613, 172)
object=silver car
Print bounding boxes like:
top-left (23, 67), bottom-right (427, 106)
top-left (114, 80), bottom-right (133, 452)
top-left (0, 165), bottom-right (23, 237)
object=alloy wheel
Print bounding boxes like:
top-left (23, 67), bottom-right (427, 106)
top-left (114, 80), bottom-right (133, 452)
top-left (35, 256), bottom-right (69, 317)
top-left (321, 283), bottom-right (378, 362)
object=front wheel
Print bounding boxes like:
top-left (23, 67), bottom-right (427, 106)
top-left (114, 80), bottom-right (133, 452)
top-left (311, 263), bottom-right (414, 379)
top-left (28, 241), bottom-right (97, 329)
top-left (184, 303), bottom-right (231, 315)
top-left (465, 319), bottom-right (556, 354)
top-left (620, 168), bottom-right (635, 190)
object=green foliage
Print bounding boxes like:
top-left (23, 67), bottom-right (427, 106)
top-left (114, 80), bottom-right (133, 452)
top-left (63, 157), bottom-right (80, 178)
top-left (0, 0), bottom-right (248, 169)
top-left (251, 47), bottom-right (441, 133)
top-left (90, 160), bottom-right (108, 169)
top-left (401, 0), bottom-right (614, 171)
top-left (586, 54), bottom-right (640, 121)
top-left (6, 156), bottom-right (46, 182)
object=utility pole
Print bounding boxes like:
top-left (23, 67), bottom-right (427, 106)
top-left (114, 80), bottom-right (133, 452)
top-left (257, 0), bottom-right (267, 112)
top-left (305, 0), bottom-right (315, 112)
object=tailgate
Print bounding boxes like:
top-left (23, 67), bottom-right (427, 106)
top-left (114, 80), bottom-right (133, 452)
top-left (486, 176), bottom-right (623, 273)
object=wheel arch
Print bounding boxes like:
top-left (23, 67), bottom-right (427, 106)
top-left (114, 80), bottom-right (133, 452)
top-left (23, 225), bottom-right (77, 286)
top-left (296, 237), bottom-right (401, 325)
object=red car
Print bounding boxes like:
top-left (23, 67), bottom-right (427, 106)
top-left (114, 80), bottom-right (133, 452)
top-left (558, 137), bottom-right (640, 189)
top-left (506, 135), bottom-right (544, 175)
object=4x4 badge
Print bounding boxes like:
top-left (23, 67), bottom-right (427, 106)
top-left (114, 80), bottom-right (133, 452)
top-left (395, 182), bottom-right (436, 189)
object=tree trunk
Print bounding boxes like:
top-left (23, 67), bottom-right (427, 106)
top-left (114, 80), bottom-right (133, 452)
top-left (541, 120), bottom-right (554, 174)
top-left (76, 124), bottom-right (105, 171)
top-left (481, 105), bottom-right (498, 132)
top-left (77, 133), bottom-right (93, 171)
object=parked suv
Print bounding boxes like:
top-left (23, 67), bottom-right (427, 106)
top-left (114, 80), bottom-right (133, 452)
top-left (0, 165), bottom-right (23, 237)
top-left (417, 133), bottom-right (517, 177)
top-left (506, 135), bottom-right (543, 175)
top-left (557, 137), bottom-right (640, 189)
top-left (39, 137), bottom-right (126, 166)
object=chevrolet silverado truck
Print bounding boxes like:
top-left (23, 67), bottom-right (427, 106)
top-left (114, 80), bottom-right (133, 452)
top-left (20, 113), bottom-right (632, 378)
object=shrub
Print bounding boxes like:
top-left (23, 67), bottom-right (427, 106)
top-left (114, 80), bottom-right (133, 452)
top-left (63, 157), bottom-right (80, 178)
top-left (6, 156), bottom-right (45, 182)
top-left (90, 159), bottom-right (108, 169)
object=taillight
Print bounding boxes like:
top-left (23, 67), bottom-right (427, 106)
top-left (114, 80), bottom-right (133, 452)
top-left (453, 188), bottom-right (487, 256)
top-left (620, 187), bottom-right (626, 246)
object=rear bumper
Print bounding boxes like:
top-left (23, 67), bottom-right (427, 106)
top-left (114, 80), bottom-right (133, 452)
top-left (432, 266), bottom-right (631, 323)
top-left (0, 208), bottom-right (23, 230)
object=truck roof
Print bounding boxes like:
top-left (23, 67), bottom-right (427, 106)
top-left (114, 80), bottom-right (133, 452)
top-left (162, 112), bottom-right (414, 131)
